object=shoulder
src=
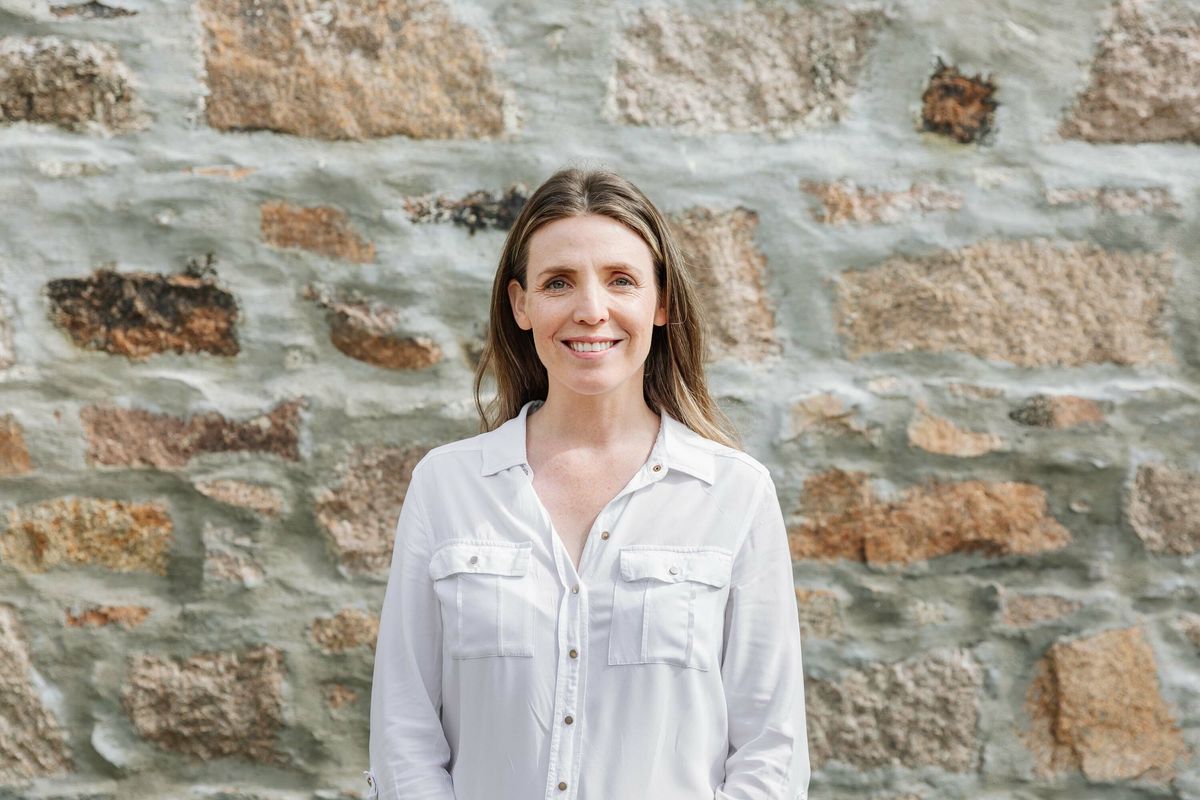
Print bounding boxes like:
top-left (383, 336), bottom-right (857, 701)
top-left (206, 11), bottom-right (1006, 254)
top-left (411, 430), bottom-right (492, 476)
top-left (711, 444), bottom-right (771, 481)
top-left (674, 415), bottom-right (772, 478)
top-left (674, 421), bottom-right (775, 494)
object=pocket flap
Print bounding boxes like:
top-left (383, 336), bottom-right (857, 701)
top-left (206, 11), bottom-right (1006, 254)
top-left (618, 547), bottom-right (732, 588)
top-left (428, 541), bottom-right (532, 581)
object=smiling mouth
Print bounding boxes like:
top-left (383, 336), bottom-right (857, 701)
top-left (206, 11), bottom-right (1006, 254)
top-left (562, 339), bottom-right (621, 353)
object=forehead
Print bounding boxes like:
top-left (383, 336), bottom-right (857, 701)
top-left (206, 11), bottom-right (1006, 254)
top-left (527, 214), bottom-right (653, 272)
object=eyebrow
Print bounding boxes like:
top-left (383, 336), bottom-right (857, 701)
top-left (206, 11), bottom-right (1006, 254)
top-left (536, 262), bottom-right (643, 276)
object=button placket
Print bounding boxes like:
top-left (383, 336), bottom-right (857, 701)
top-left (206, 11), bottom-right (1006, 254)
top-left (546, 546), bottom-right (586, 800)
top-left (537, 441), bottom-right (668, 800)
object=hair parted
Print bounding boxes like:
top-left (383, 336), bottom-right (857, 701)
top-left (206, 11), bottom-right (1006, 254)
top-left (472, 164), bottom-right (741, 450)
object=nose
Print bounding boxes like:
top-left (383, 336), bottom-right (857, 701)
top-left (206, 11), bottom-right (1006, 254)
top-left (572, 277), bottom-right (609, 324)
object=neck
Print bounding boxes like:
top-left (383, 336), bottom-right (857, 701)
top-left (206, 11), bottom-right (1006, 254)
top-left (528, 389), bottom-right (659, 450)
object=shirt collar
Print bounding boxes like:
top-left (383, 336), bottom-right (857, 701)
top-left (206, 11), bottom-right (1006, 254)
top-left (480, 398), bottom-right (716, 486)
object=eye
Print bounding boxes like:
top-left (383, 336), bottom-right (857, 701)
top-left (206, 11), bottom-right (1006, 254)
top-left (613, 275), bottom-right (635, 286)
top-left (546, 278), bottom-right (567, 290)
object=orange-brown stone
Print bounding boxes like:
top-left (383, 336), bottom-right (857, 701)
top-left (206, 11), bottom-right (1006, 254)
top-left (198, 0), bottom-right (507, 140)
top-left (668, 207), bottom-right (779, 362)
top-left (260, 201), bottom-right (376, 263)
top-left (921, 62), bottom-right (997, 144)
top-left (122, 645), bottom-right (288, 764)
top-left (65, 604), bottom-right (151, 629)
top-left (313, 443), bottom-right (427, 574)
top-left (304, 285), bottom-right (442, 370)
top-left (0, 414), bottom-right (33, 476)
top-left (309, 608), bottom-right (379, 653)
top-left (2, 497), bottom-right (172, 575)
top-left (835, 239), bottom-right (1173, 367)
top-left (1024, 627), bottom-right (1188, 782)
top-left (82, 398), bottom-right (304, 468)
top-left (45, 268), bottom-right (239, 359)
top-left (790, 469), bottom-right (1072, 565)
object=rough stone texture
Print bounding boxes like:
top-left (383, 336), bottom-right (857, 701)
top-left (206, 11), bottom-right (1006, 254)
top-left (204, 548), bottom-right (263, 587)
top-left (3, 0), bottom-right (1198, 793)
top-left (907, 405), bottom-right (1003, 457)
top-left (260, 201), bottom-right (376, 263)
top-left (0, 605), bottom-right (73, 783)
top-left (323, 682), bottom-right (358, 711)
top-left (999, 593), bottom-right (1082, 627)
top-left (50, 1), bottom-right (136, 18)
top-left (45, 268), bottom-right (240, 359)
top-left (309, 608), bottom-right (378, 654)
top-left (35, 159), bottom-right (109, 178)
top-left (1010, 394), bottom-right (1106, 428)
top-left (0, 36), bottom-right (146, 134)
top-left (801, 180), bottom-right (963, 225)
top-left (834, 239), bottom-right (1174, 367)
top-left (0, 414), bottom-right (33, 476)
top-left (1128, 463), bottom-right (1200, 555)
top-left (1023, 626), bottom-right (1188, 782)
top-left (193, 479), bottom-right (285, 516)
top-left (0, 295), bottom-right (13, 370)
top-left (403, 185), bottom-right (529, 233)
top-left (312, 444), bottom-right (426, 574)
top-left (81, 399), bottom-right (304, 469)
top-left (183, 165), bottom-right (256, 180)
top-left (795, 588), bottom-right (843, 640)
top-left (1060, 0), bottom-right (1200, 144)
top-left (790, 469), bottom-right (1072, 565)
top-left (788, 392), bottom-right (880, 443)
top-left (303, 284), bottom-right (443, 370)
top-left (609, 4), bottom-right (881, 135)
top-left (202, 524), bottom-right (263, 588)
top-left (945, 382), bottom-right (1004, 400)
top-left (197, 0), bottom-right (508, 141)
top-left (122, 646), bottom-right (287, 764)
top-left (806, 649), bottom-right (983, 770)
top-left (64, 604), bottom-right (151, 629)
top-left (1176, 613), bottom-right (1200, 649)
top-left (1045, 186), bottom-right (1179, 214)
top-left (921, 62), bottom-right (998, 144)
top-left (2, 497), bottom-right (172, 575)
top-left (668, 207), bottom-right (779, 362)
top-left (909, 600), bottom-right (949, 626)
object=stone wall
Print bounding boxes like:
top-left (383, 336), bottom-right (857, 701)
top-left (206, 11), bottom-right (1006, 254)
top-left (1, 0), bottom-right (1198, 797)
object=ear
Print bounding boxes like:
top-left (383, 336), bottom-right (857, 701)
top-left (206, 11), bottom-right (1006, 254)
top-left (508, 278), bottom-right (531, 330)
top-left (653, 295), bottom-right (669, 327)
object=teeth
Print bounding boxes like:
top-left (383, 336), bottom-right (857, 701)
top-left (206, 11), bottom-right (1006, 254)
top-left (567, 340), bottom-right (617, 352)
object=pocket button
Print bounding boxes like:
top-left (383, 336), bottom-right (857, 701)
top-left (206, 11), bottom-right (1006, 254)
top-left (668, 565), bottom-right (679, 575)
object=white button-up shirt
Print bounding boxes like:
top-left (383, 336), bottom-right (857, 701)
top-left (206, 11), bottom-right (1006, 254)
top-left (367, 399), bottom-right (809, 800)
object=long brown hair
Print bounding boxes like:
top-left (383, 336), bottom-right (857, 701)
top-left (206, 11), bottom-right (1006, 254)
top-left (472, 166), bottom-right (741, 450)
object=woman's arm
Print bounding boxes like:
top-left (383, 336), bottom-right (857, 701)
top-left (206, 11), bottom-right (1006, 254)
top-left (717, 471), bottom-right (811, 800)
top-left (367, 466), bottom-right (458, 799)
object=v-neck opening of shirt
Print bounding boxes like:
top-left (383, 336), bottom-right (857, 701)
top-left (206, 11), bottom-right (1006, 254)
top-left (522, 404), bottom-right (668, 580)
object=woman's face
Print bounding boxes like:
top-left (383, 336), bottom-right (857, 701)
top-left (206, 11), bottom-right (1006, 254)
top-left (508, 213), bottom-right (668, 400)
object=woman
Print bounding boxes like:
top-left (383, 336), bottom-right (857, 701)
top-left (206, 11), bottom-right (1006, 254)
top-left (366, 167), bottom-right (809, 800)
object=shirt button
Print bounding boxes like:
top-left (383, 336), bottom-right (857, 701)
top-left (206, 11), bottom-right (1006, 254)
top-left (468, 555), bottom-right (479, 565)
top-left (571, 584), bottom-right (579, 594)
top-left (668, 565), bottom-right (680, 575)
top-left (569, 648), bottom-right (578, 658)
top-left (564, 715), bottom-right (574, 724)
top-left (652, 463), bottom-right (662, 472)
top-left (558, 781), bottom-right (568, 791)
top-left (600, 531), bottom-right (610, 540)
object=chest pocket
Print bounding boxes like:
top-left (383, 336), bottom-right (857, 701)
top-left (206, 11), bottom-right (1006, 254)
top-left (608, 546), bottom-right (733, 671)
top-left (429, 541), bottom-right (536, 660)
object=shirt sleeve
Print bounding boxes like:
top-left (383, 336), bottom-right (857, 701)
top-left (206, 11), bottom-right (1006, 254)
top-left (367, 465), bottom-right (458, 800)
top-left (716, 471), bottom-right (811, 800)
